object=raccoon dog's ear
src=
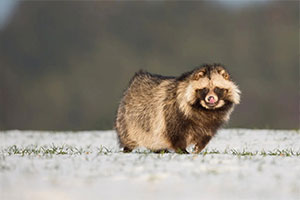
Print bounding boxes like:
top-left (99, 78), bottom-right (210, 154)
top-left (192, 70), bottom-right (206, 80)
top-left (217, 68), bottom-right (230, 80)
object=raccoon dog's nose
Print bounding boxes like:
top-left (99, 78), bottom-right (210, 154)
top-left (208, 96), bottom-right (216, 104)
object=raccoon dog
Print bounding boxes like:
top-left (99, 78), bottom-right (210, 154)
top-left (115, 64), bottom-right (241, 153)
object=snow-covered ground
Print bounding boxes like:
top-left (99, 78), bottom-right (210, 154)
top-left (0, 129), bottom-right (300, 200)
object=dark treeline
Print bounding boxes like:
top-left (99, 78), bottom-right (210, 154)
top-left (0, 1), bottom-right (299, 130)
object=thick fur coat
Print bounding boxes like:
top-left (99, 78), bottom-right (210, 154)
top-left (115, 64), bottom-right (241, 153)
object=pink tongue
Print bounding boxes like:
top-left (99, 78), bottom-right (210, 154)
top-left (209, 98), bottom-right (216, 104)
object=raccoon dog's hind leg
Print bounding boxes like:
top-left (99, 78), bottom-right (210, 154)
top-left (118, 135), bottom-right (138, 153)
top-left (120, 140), bottom-right (138, 153)
top-left (123, 146), bottom-right (133, 153)
top-left (116, 124), bottom-right (138, 153)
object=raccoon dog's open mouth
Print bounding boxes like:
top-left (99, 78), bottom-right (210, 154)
top-left (205, 96), bottom-right (218, 108)
top-left (205, 102), bottom-right (218, 108)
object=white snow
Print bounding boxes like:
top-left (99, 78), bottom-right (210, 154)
top-left (0, 129), bottom-right (300, 200)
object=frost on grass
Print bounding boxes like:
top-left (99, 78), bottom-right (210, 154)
top-left (0, 129), bottom-right (300, 200)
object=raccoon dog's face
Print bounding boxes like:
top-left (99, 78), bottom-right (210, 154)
top-left (187, 65), bottom-right (240, 110)
top-left (197, 86), bottom-right (227, 109)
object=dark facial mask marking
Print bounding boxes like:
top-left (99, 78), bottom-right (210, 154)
top-left (196, 88), bottom-right (209, 99)
top-left (214, 87), bottom-right (224, 97)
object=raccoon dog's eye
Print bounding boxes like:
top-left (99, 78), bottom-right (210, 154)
top-left (214, 87), bottom-right (224, 95)
top-left (196, 88), bottom-right (209, 98)
top-left (202, 88), bottom-right (209, 94)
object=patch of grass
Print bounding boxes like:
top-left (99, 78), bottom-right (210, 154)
top-left (2, 144), bottom-right (96, 156)
top-left (97, 145), bottom-right (113, 155)
top-left (201, 149), bottom-right (221, 156)
top-left (2, 145), bottom-right (300, 158)
top-left (201, 148), bottom-right (300, 157)
top-left (230, 149), bottom-right (257, 156)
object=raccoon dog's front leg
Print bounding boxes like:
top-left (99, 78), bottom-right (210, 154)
top-left (175, 148), bottom-right (189, 154)
top-left (170, 135), bottom-right (189, 154)
top-left (152, 149), bottom-right (171, 154)
top-left (193, 135), bottom-right (212, 154)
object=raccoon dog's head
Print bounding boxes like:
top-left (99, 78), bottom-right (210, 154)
top-left (177, 64), bottom-right (241, 114)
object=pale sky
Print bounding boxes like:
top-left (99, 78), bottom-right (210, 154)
top-left (0, 0), bottom-right (19, 30)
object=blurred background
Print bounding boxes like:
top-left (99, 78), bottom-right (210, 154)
top-left (0, 0), bottom-right (299, 130)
